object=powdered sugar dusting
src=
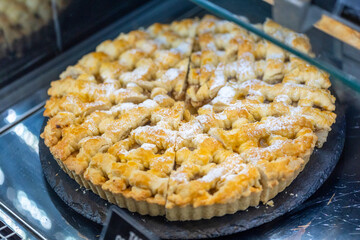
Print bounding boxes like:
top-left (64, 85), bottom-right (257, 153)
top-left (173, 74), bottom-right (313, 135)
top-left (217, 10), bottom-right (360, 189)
top-left (175, 41), bottom-right (191, 55)
top-left (202, 64), bottom-right (215, 73)
top-left (141, 143), bottom-right (157, 151)
top-left (119, 102), bottom-right (137, 111)
top-left (212, 85), bottom-right (237, 105)
top-left (244, 140), bottom-right (285, 164)
top-left (171, 172), bottom-right (188, 183)
top-left (261, 116), bottom-right (297, 132)
top-left (236, 59), bottom-right (254, 80)
top-left (178, 121), bottom-right (203, 140)
top-left (115, 88), bottom-right (128, 93)
top-left (165, 69), bottom-right (180, 81)
top-left (200, 167), bottom-right (226, 183)
top-left (132, 125), bottom-right (176, 146)
top-left (196, 115), bottom-right (210, 126)
top-left (193, 134), bottom-right (211, 146)
top-left (155, 35), bottom-right (169, 45)
top-left (215, 113), bottom-right (228, 120)
top-left (140, 99), bottom-right (158, 109)
top-left (215, 33), bottom-right (233, 44)
top-left (126, 82), bottom-right (139, 88)
top-left (200, 104), bottom-right (212, 110)
top-left (268, 53), bottom-right (284, 59)
top-left (205, 41), bottom-right (217, 51)
top-left (274, 95), bottom-right (291, 104)
top-left (248, 88), bottom-right (263, 96)
top-left (210, 64), bottom-right (226, 92)
top-left (120, 64), bottom-right (150, 83)
top-left (224, 174), bottom-right (236, 181)
top-left (239, 79), bottom-right (267, 88)
top-left (153, 94), bottom-right (168, 103)
top-left (238, 164), bottom-right (250, 176)
top-left (284, 82), bottom-right (310, 89)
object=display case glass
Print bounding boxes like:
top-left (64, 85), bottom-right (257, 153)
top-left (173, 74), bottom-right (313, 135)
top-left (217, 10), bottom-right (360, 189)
top-left (0, 1), bottom-right (359, 239)
top-left (191, 0), bottom-right (360, 92)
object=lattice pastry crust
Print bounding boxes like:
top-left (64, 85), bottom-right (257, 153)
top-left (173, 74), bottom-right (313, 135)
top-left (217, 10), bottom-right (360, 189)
top-left (41, 15), bottom-right (337, 221)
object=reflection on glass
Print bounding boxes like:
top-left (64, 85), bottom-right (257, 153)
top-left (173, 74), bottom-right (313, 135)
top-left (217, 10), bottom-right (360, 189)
top-left (12, 123), bottom-right (39, 154)
top-left (0, 167), bottom-right (4, 185)
top-left (6, 187), bottom-right (15, 202)
top-left (54, 231), bottom-right (65, 240)
top-left (0, 0), bottom-right (70, 57)
top-left (17, 190), bottom-right (52, 230)
top-left (65, 237), bottom-right (77, 240)
top-left (5, 109), bottom-right (17, 123)
top-left (0, 208), bottom-right (26, 239)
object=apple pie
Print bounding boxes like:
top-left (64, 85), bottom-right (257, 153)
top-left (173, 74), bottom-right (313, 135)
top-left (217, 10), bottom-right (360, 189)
top-left (41, 15), bottom-right (336, 221)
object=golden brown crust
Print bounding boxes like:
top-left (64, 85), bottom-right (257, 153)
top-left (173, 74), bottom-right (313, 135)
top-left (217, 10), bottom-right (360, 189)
top-left (41, 15), bottom-right (337, 221)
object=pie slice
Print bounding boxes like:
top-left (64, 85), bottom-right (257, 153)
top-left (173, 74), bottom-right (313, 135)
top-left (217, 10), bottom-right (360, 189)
top-left (84, 125), bottom-right (177, 216)
top-left (166, 133), bottom-right (262, 220)
top-left (186, 15), bottom-right (263, 107)
top-left (209, 115), bottom-right (317, 202)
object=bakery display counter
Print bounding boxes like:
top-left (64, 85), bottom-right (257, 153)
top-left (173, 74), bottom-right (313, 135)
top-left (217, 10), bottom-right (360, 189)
top-left (0, 0), bottom-right (359, 239)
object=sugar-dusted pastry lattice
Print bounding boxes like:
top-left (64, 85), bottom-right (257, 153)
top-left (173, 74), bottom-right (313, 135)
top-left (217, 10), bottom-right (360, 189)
top-left (85, 124), bottom-right (177, 216)
top-left (166, 134), bottom-right (262, 220)
top-left (185, 16), bottom-right (318, 108)
top-left (41, 15), bottom-right (337, 221)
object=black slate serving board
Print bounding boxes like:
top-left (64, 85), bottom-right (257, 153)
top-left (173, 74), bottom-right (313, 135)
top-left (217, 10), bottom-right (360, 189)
top-left (39, 106), bottom-right (345, 239)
